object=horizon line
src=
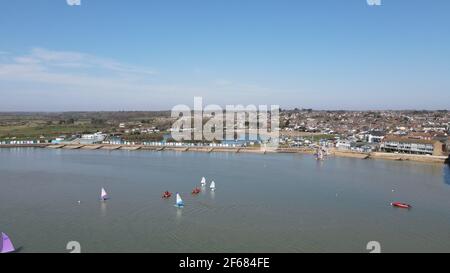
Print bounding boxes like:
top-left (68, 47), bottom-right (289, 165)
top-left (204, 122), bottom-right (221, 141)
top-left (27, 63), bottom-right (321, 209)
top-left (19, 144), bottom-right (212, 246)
top-left (0, 108), bottom-right (449, 114)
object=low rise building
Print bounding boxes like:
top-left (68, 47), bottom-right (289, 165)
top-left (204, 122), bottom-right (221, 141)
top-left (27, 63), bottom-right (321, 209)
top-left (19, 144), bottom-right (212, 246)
top-left (366, 131), bottom-right (385, 143)
top-left (80, 133), bottom-right (107, 144)
top-left (380, 136), bottom-right (445, 156)
top-left (51, 136), bottom-right (66, 144)
top-left (336, 140), bottom-right (355, 151)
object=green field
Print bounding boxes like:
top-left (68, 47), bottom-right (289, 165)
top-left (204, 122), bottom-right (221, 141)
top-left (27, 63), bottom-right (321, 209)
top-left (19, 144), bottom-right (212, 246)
top-left (0, 112), bottom-right (174, 141)
top-left (0, 123), bottom-right (111, 140)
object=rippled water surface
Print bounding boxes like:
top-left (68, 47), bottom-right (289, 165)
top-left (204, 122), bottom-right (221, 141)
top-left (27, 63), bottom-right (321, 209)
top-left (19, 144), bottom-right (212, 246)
top-left (1, 148), bottom-right (449, 253)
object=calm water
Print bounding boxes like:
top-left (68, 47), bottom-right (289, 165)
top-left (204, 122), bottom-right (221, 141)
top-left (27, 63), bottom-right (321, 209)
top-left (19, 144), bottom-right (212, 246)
top-left (1, 148), bottom-right (450, 253)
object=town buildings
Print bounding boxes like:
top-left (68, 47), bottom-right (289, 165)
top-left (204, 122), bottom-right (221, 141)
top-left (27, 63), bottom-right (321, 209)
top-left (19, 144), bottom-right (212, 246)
top-left (380, 136), bottom-right (445, 156)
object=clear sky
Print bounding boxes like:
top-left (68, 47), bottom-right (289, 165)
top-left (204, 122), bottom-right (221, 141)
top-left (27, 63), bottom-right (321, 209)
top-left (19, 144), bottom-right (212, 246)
top-left (0, 0), bottom-right (449, 111)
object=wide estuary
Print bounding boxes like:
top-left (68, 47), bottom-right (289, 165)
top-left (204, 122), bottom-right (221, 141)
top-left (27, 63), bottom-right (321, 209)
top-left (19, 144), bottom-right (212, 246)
top-left (1, 148), bottom-right (450, 253)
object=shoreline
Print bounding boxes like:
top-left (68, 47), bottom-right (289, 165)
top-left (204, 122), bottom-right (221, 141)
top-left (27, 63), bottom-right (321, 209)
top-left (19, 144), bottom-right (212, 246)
top-left (0, 144), bottom-right (449, 165)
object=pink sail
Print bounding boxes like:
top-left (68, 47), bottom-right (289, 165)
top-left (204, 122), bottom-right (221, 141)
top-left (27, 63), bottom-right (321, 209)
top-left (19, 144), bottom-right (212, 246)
top-left (1, 232), bottom-right (15, 253)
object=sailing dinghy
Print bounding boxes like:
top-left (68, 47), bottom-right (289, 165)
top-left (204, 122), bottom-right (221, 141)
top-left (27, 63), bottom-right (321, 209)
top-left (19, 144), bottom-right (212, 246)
top-left (201, 177), bottom-right (207, 187)
top-left (210, 181), bottom-right (216, 191)
top-left (100, 187), bottom-right (110, 201)
top-left (1, 232), bottom-right (15, 253)
top-left (175, 193), bottom-right (184, 208)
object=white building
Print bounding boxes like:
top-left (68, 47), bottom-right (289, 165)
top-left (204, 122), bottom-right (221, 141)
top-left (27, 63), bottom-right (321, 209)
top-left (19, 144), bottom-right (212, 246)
top-left (336, 140), bottom-right (355, 151)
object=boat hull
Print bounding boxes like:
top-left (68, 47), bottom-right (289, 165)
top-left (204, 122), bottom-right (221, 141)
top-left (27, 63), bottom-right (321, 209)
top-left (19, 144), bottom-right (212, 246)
top-left (391, 202), bottom-right (411, 209)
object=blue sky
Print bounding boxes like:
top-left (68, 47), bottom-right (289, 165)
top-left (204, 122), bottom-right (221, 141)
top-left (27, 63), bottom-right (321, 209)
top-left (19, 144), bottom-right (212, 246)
top-left (0, 0), bottom-right (449, 111)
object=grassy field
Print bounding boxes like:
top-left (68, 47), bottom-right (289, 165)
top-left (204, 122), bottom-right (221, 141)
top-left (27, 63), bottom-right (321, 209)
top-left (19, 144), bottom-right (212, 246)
top-left (0, 123), bottom-right (111, 140)
top-left (0, 112), bottom-right (174, 140)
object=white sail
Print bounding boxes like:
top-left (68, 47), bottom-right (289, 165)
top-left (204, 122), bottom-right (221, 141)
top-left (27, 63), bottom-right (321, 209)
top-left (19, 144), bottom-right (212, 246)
top-left (201, 177), bottom-right (206, 186)
top-left (176, 193), bottom-right (184, 207)
top-left (101, 188), bottom-right (109, 200)
top-left (210, 181), bottom-right (216, 190)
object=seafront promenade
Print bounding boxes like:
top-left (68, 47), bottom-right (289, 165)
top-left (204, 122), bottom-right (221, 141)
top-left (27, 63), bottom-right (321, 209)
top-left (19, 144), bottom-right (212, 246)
top-left (0, 143), bottom-right (449, 165)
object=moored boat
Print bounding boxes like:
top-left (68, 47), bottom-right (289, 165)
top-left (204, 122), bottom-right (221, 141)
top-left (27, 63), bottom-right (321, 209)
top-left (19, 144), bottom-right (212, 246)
top-left (391, 202), bottom-right (411, 209)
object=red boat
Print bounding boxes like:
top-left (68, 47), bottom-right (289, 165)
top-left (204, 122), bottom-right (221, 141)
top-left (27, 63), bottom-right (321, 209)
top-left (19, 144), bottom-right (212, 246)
top-left (191, 188), bottom-right (201, 195)
top-left (162, 191), bottom-right (172, 199)
top-left (391, 202), bottom-right (411, 209)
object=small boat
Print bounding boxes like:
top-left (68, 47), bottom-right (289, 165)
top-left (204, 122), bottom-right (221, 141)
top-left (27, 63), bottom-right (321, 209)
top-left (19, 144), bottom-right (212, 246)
top-left (201, 177), bottom-right (206, 187)
top-left (1, 232), bottom-right (15, 253)
top-left (175, 193), bottom-right (184, 208)
top-left (162, 191), bottom-right (172, 199)
top-left (391, 202), bottom-right (411, 209)
top-left (210, 181), bottom-right (216, 191)
top-left (100, 187), bottom-right (110, 201)
top-left (192, 188), bottom-right (201, 195)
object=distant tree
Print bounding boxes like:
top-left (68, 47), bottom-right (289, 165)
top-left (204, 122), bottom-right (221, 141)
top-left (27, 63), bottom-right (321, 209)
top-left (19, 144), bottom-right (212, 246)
top-left (91, 118), bottom-right (105, 125)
